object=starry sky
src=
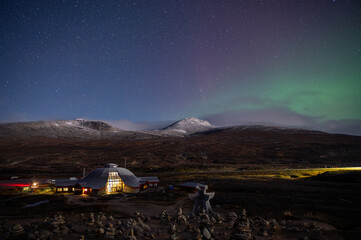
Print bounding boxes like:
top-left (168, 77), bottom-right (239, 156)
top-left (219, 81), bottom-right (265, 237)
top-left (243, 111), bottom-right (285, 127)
top-left (1, 0), bottom-right (361, 135)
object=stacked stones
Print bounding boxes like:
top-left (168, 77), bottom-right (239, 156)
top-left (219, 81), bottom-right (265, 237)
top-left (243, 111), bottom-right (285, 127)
top-left (85, 212), bottom-right (95, 235)
top-left (158, 208), bottom-right (196, 240)
top-left (126, 211), bottom-right (152, 238)
top-left (9, 224), bottom-right (25, 239)
top-left (95, 212), bottom-right (106, 235)
top-left (253, 216), bottom-right (279, 237)
top-left (51, 214), bottom-right (71, 235)
top-left (226, 209), bottom-right (253, 240)
top-left (174, 208), bottom-right (187, 225)
top-left (104, 222), bottom-right (116, 239)
top-left (184, 209), bottom-right (215, 240)
top-left (213, 213), bottom-right (224, 224)
top-left (0, 210), bottom-right (253, 240)
top-left (167, 222), bottom-right (178, 240)
top-left (198, 209), bottom-right (215, 240)
top-left (24, 214), bottom-right (71, 240)
top-left (25, 221), bottom-right (50, 240)
top-left (0, 208), bottom-right (335, 240)
top-left (84, 212), bottom-right (118, 239)
top-left (160, 210), bottom-right (172, 224)
top-left (159, 210), bottom-right (179, 240)
top-left (83, 211), bottom-right (155, 239)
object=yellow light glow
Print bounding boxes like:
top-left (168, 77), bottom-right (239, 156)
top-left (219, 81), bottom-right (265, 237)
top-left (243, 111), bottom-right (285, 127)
top-left (106, 171), bottom-right (123, 193)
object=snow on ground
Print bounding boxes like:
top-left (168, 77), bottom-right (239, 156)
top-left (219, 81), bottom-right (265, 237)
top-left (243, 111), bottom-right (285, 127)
top-left (172, 129), bottom-right (187, 134)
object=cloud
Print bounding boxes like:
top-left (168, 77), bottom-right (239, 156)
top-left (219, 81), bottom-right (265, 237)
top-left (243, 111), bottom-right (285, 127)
top-left (202, 108), bottom-right (361, 136)
top-left (203, 108), bottom-right (315, 128)
top-left (320, 119), bottom-right (361, 136)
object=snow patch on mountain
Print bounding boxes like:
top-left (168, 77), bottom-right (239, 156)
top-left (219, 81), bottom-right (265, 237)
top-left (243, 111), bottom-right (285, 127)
top-left (0, 119), bottom-right (156, 140)
top-left (162, 117), bottom-right (214, 135)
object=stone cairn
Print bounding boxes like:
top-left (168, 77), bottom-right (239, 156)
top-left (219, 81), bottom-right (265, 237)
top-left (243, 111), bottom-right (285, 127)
top-left (189, 185), bottom-right (215, 215)
top-left (8, 213), bottom-right (72, 240)
top-left (227, 209), bottom-right (253, 240)
top-left (2, 210), bottom-right (327, 240)
top-left (9, 224), bottom-right (25, 239)
top-left (2, 184), bottom-right (327, 240)
top-left (82, 211), bottom-right (154, 239)
top-left (1, 208), bottom-right (329, 240)
top-left (149, 184), bottom-right (219, 240)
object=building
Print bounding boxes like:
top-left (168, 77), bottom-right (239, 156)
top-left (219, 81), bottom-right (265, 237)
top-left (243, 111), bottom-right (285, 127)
top-left (0, 178), bottom-right (31, 191)
top-left (54, 178), bottom-right (78, 193)
top-left (138, 177), bottom-right (160, 189)
top-left (54, 163), bottom-right (159, 196)
top-left (0, 178), bottom-right (51, 192)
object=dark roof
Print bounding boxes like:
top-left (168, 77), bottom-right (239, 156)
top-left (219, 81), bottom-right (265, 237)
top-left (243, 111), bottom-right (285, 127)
top-left (55, 180), bottom-right (78, 187)
top-left (178, 182), bottom-right (205, 188)
top-left (77, 165), bottom-right (141, 190)
top-left (138, 177), bottom-right (159, 184)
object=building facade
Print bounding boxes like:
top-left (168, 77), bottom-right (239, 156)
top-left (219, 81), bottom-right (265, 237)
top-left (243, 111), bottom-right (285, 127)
top-left (55, 163), bottom-right (159, 196)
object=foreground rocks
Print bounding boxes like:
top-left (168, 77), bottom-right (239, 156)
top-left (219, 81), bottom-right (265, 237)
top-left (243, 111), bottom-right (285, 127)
top-left (0, 209), bottom-right (330, 240)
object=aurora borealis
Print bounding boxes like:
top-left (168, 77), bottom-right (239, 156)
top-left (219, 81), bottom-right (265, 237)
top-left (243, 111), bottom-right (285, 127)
top-left (0, 0), bottom-right (361, 135)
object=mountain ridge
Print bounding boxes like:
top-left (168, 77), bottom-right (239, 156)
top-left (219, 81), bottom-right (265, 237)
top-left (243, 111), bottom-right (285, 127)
top-left (0, 117), bottom-right (352, 140)
top-left (0, 119), bottom-right (155, 140)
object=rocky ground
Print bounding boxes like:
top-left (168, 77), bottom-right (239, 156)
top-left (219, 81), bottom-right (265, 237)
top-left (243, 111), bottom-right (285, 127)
top-left (1, 173), bottom-right (361, 240)
top-left (1, 207), bottom-right (339, 240)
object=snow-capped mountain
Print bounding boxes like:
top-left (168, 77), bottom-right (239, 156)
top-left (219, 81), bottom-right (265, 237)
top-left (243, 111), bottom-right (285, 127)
top-left (0, 119), bottom-right (154, 140)
top-left (161, 117), bottom-right (214, 135)
top-left (0, 117), bottom-right (332, 140)
top-left (0, 117), bottom-right (216, 139)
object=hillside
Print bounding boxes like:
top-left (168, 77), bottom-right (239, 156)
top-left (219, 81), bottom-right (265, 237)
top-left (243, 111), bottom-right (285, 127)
top-left (0, 124), bottom-right (360, 175)
top-left (0, 119), bottom-right (156, 140)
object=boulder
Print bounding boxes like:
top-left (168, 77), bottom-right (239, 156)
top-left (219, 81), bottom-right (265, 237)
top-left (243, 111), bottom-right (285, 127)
top-left (233, 232), bottom-right (252, 240)
top-left (202, 228), bottom-right (212, 239)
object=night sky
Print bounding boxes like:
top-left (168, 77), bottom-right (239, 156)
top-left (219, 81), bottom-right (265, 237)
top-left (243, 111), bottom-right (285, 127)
top-left (1, 1), bottom-right (361, 134)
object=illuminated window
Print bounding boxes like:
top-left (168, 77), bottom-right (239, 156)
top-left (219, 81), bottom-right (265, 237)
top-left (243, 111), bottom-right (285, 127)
top-left (72, 188), bottom-right (75, 191)
top-left (106, 171), bottom-right (123, 193)
top-left (63, 187), bottom-right (68, 192)
top-left (58, 188), bottom-right (62, 192)
top-left (154, 183), bottom-right (157, 186)
top-left (150, 183), bottom-right (153, 187)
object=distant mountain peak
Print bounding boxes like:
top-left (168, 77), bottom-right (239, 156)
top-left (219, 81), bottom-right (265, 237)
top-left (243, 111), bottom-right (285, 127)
top-left (162, 117), bottom-right (213, 134)
top-left (173, 117), bottom-right (211, 126)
